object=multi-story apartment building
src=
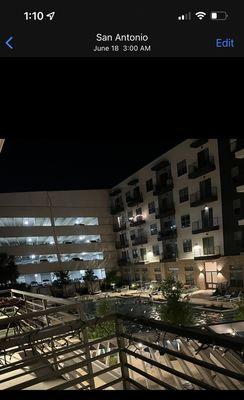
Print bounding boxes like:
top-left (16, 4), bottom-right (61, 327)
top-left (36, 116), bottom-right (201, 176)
top-left (1, 138), bottom-right (244, 289)
top-left (110, 138), bottom-right (244, 290)
top-left (0, 190), bottom-right (117, 284)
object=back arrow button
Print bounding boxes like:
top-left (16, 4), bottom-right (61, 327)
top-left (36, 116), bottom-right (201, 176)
top-left (5, 36), bottom-right (14, 49)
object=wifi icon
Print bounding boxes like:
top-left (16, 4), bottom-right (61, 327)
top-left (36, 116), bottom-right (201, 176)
top-left (195, 11), bottom-right (206, 20)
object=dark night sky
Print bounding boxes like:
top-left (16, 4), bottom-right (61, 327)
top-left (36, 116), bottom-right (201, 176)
top-left (0, 136), bottom-right (187, 193)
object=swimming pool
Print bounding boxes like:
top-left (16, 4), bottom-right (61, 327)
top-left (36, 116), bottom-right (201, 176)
top-left (81, 296), bottom-right (236, 326)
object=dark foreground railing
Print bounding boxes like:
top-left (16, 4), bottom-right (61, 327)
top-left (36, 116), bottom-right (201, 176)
top-left (0, 289), bottom-right (244, 390)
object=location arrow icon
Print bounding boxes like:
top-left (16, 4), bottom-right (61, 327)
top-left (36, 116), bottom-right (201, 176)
top-left (5, 36), bottom-right (14, 49)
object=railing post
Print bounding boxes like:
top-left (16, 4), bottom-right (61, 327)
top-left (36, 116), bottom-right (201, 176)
top-left (77, 304), bottom-right (95, 389)
top-left (115, 317), bottom-right (131, 390)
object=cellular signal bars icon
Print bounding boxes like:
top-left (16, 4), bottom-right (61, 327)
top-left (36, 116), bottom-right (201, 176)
top-left (178, 12), bottom-right (191, 21)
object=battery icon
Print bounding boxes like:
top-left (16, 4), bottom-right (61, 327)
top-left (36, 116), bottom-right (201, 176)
top-left (210, 11), bottom-right (228, 21)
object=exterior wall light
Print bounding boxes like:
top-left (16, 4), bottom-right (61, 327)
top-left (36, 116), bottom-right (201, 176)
top-left (204, 206), bottom-right (209, 211)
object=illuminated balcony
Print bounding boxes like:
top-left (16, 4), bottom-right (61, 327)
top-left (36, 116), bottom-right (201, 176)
top-left (129, 217), bottom-right (146, 227)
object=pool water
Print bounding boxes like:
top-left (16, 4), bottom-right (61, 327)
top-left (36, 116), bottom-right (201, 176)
top-left (82, 297), bottom-right (235, 327)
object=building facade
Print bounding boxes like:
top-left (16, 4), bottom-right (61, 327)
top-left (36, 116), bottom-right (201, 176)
top-left (0, 190), bottom-right (117, 284)
top-left (1, 138), bottom-right (244, 289)
top-left (110, 138), bottom-right (244, 289)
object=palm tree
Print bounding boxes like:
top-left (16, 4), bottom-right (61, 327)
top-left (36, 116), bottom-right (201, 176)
top-left (0, 253), bottom-right (19, 287)
top-left (83, 269), bottom-right (98, 294)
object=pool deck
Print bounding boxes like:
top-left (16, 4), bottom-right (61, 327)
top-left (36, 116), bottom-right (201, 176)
top-left (75, 289), bottom-right (237, 310)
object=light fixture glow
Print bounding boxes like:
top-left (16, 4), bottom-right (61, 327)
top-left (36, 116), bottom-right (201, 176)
top-left (31, 255), bottom-right (35, 259)
top-left (204, 206), bottom-right (209, 211)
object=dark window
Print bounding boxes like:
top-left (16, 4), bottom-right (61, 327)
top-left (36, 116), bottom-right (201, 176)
top-left (146, 178), bottom-right (153, 192)
top-left (233, 199), bottom-right (241, 216)
top-left (155, 274), bottom-right (162, 282)
top-left (179, 187), bottom-right (189, 203)
top-left (136, 207), bottom-right (142, 215)
top-left (130, 230), bottom-right (136, 241)
top-left (234, 231), bottom-right (242, 241)
top-left (154, 267), bottom-right (161, 272)
top-left (132, 248), bottom-right (138, 258)
top-left (140, 248), bottom-right (147, 260)
top-left (125, 191), bottom-right (131, 201)
top-left (203, 237), bottom-right (214, 255)
top-left (231, 166), bottom-right (239, 179)
top-left (153, 244), bottom-right (160, 256)
top-left (183, 240), bottom-right (192, 253)
top-left (229, 266), bottom-right (243, 288)
top-left (150, 224), bottom-right (158, 235)
top-left (164, 220), bottom-right (175, 230)
top-left (181, 214), bottom-right (190, 228)
top-left (198, 148), bottom-right (210, 167)
top-left (185, 266), bottom-right (195, 285)
top-left (200, 178), bottom-right (212, 198)
top-left (201, 207), bottom-right (213, 228)
top-left (177, 160), bottom-right (187, 177)
top-left (148, 201), bottom-right (155, 214)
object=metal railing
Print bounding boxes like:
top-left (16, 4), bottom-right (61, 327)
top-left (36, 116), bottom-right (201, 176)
top-left (192, 217), bottom-right (219, 233)
top-left (190, 187), bottom-right (218, 207)
top-left (158, 228), bottom-right (177, 241)
top-left (188, 155), bottom-right (216, 179)
top-left (1, 289), bottom-right (244, 390)
top-left (193, 245), bottom-right (221, 259)
top-left (113, 222), bottom-right (127, 232)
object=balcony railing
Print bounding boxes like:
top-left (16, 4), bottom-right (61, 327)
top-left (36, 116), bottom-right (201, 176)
top-left (113, 222), bottom-right (127, 232)
top-left (160, 247), bottom-right (178, 262)
top-left (111, 204), bottom-right (125, 215)
top-left (193, 245), bottom-right (221, 260)
top-left (235, 138), bottom-right (244, 159)
top-left (190, 138), bottom-right (208, 148)
top-left (190, 187), bottom-right (218, 207)
top-left (1, 289), bottom-right (244, 390)
top-left (133, 259), bottom-right (146, 265)
top-left (157, 228), bottom-right (177, 241)
top-left (155, 205), bottom-right (175, 219)
top-left (115, 240), bottom-right (129, 249)
top-left (188, 156), bottom-right (216, 179)
top-left (126, 193), bottom-right (143, 207)
top-left (129, 217), bottom-right (146, 227)
top-left (153, 179), bottom-right (174, 196)
top-left (192, 217), bottom-right (219, 234)
top-left (132, 236), bottom-right (148, 246)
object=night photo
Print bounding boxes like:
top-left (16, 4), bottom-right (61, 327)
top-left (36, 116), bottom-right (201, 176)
top-left (0, 137), bottom-right (243, 390)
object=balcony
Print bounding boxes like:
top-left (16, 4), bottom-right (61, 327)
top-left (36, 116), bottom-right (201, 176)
top-left (132, 236), bottom-right (148, 246)
top-left (188, 156), bottom-right (216, 179)
top-left (233, 175), bottom-right (244, 193)
top-left (192, 217), bottom-right (219, 234)
top-left (129, 217), bottom-right (146, 227)
top-left (133, 259), bottom-right (146, 265)
top-left (190, 138), bottom-right (208, 148)
top-left (126, 193), bottom-right (143, 207)
top-left (160, 252), bottom-right (178, 262)
top-left (190, 187), bottom-right (218, 207)
top-left (115, 240), bottom-right (129, 249)
top-left (157, 228), bottom-right (177, 241)
top-left (153, 179), bottom-right (174, 196)
top-left (113, 223), bottom-right (127, 232)
top-left (110, 189), bottom-right (121, 197)
top-left (118, 258), bottom-right (131, 266)
top-left (2, 290), bottom-right (244, 391)
top-left (110, 204), bottom-right (124, 215)
top-left (193, 245), bottom-right (221, 260)
top-left (235, 139), bottom-right (244, 159)
top-left (155, 205), bottom-right (175, 219)
top-left (151, 159), bottom-right (170, 171)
